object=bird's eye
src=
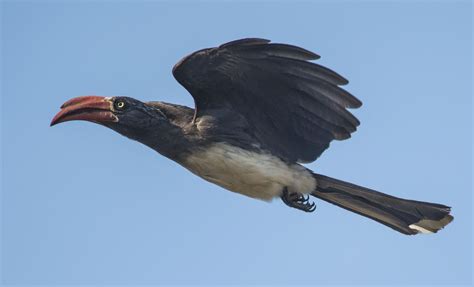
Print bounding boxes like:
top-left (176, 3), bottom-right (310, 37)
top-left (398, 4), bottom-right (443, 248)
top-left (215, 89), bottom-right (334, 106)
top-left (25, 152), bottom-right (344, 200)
top-left (115, 101), bottom-right (126, 110)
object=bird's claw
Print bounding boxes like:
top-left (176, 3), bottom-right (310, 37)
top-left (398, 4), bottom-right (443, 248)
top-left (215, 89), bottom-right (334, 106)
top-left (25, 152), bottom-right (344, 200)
top-left (281, 188), bottom-right (316, 213)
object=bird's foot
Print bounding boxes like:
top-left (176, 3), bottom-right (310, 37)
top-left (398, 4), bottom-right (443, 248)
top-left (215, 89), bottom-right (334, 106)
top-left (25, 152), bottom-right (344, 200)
top-left (281, 187), bottom-right (316, 212)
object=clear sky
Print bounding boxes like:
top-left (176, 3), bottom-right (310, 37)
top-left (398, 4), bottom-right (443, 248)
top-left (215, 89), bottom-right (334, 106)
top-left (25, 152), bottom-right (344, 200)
top-left (1, 1), bottom-right (472, 285)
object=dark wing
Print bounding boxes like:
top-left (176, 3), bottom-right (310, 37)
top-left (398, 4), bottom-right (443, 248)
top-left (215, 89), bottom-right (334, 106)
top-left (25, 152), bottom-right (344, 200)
top-left (172, 38), bottom-right (361, 163)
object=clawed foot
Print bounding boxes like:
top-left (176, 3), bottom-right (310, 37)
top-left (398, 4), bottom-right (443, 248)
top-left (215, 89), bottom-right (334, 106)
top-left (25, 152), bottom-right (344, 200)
top-left (281, 187), bottom-right (316, 212)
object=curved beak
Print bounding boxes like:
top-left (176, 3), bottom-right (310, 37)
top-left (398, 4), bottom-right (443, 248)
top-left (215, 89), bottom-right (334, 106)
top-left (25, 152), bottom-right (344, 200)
top-left (50, 96), bottom-right (118, 126)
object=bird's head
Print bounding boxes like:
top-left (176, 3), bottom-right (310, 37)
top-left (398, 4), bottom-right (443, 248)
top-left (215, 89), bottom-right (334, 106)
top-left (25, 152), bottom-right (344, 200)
top-left (50, 96), bottom-right (167, 140)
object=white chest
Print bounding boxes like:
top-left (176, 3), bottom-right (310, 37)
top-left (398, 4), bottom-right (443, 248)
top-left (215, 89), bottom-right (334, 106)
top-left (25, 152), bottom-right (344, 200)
top-left (181, 143), bottom-right (316, 201)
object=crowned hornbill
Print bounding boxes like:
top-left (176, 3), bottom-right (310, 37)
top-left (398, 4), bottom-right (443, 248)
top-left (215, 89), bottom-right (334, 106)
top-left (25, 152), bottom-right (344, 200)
top-left (51, 38), bottom-right (453, 235)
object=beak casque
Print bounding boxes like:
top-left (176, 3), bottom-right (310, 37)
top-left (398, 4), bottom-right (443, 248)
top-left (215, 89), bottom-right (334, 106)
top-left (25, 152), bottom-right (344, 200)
top-left (50, 96), bottom-right (118, 126)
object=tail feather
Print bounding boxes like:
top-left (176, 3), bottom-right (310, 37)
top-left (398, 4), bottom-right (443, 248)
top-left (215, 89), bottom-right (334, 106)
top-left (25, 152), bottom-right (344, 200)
top-left (311, 173), bottom-right (453, 235)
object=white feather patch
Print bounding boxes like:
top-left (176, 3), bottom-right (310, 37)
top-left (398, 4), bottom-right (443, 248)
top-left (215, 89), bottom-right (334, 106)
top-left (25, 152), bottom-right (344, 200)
top-left (408, 224), bottom-right (434, 234)
top-left (182, 143), bottom-right (316, 201)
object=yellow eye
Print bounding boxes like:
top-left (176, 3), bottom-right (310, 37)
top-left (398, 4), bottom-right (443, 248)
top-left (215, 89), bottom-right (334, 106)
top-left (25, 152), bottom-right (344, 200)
top-left (115, 101), bottom-right (125, 110)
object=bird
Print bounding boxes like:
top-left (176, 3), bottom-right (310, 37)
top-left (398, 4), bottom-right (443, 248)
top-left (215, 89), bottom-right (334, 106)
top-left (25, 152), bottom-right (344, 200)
top-left (51, 38), bottom-right (453, 235)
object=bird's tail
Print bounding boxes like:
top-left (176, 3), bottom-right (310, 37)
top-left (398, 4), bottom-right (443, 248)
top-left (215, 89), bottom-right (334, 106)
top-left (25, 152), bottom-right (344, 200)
top-left (311, 173), bottom-right (453, 235)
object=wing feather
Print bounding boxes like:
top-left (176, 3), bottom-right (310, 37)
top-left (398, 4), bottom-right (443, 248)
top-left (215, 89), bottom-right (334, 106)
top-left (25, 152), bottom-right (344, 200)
top-left (173, 38), bottom-right (361, 163)
top-left (232, 43), bottom-right (320, 61)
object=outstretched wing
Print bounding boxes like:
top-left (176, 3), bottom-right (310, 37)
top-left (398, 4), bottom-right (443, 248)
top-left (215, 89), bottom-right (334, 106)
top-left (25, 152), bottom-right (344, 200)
top-left (172, 38), bottom-right (361, 163)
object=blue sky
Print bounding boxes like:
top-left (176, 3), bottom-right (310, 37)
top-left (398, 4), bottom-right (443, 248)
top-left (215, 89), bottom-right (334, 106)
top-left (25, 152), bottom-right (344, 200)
top-left (1, 1), bottom-right (472, 285)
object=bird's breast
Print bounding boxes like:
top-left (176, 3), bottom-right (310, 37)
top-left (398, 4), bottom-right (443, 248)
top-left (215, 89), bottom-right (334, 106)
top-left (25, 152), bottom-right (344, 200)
top-left (181, 142), bottom-right (316, 201)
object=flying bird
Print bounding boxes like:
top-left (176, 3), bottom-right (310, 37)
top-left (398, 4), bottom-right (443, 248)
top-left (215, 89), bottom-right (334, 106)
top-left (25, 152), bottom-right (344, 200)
top-left (51, 38), bottom-right (453, 235)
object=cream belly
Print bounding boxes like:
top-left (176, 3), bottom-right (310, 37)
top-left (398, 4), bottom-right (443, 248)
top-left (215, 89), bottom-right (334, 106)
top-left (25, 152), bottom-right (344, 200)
top-left (181, 142), bottom-right (316, 201)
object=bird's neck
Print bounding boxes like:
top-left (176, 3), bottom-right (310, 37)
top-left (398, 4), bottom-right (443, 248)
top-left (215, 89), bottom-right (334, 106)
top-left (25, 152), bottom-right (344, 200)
top-left (133, 120), bottom-right (192, 161)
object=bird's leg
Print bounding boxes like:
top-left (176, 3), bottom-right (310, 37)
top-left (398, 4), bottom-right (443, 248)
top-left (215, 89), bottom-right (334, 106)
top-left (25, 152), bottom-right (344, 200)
top-left (280, 187), bottom-right (316, 212)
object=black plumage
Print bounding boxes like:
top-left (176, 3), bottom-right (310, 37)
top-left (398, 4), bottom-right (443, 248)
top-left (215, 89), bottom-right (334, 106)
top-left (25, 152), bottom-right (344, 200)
top-left (312, 174), bottom-right (452, 235)
top-left (51, 38), bottom-right (453, 235)
top-left (173, 38), bottom-right (360, 163)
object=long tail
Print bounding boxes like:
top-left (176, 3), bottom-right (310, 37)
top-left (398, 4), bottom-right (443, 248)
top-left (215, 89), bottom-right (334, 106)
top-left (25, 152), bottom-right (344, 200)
top-left (311, 173), bottom-right (453, 235)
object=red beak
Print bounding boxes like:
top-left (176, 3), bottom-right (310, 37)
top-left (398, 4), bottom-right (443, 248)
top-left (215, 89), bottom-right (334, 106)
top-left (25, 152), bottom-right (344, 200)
top-left (50, 96), bottom-right (118, 126)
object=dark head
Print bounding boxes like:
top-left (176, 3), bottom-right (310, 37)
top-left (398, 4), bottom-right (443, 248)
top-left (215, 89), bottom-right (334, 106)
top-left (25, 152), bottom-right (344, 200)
top-left (51, 96), bottom-right (168, 141)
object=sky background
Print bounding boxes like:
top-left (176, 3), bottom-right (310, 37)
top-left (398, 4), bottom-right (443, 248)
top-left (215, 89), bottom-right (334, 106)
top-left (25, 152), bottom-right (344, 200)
top-left (1, 0), bottom-right (472, 285)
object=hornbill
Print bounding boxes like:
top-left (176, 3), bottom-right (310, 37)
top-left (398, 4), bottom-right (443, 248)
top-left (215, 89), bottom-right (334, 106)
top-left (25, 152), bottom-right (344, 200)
top-left (51, 38), bottom-right (453, 235)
